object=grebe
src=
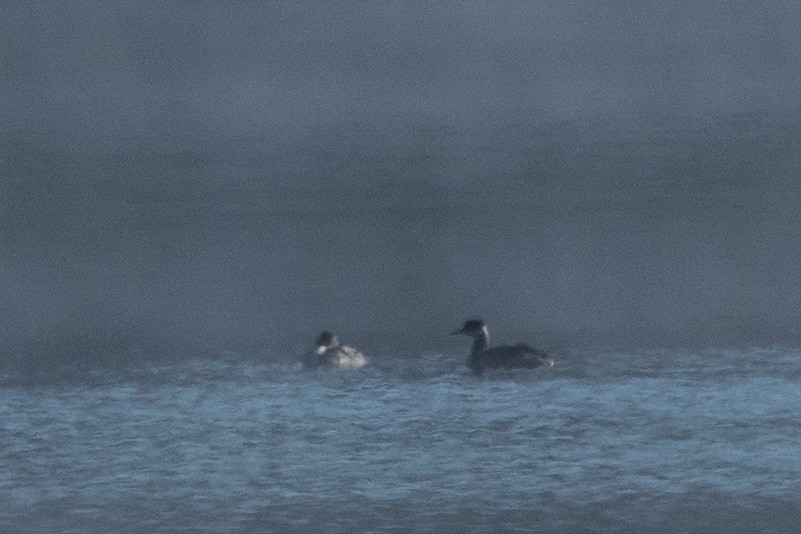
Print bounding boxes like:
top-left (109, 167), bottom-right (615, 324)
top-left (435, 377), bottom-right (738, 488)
top-left (302, 331), bottom-right (368, 369)
top-left (451, 319), bottom-right (553, 376)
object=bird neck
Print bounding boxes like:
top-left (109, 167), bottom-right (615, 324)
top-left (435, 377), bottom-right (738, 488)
top-left (470, 327), bottom-right (489, 355)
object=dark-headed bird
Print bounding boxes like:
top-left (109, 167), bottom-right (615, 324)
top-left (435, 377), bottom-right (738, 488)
top-left (302, 331), bottom-right (368, 369)
top-left (451, 319), bottom-right (553, 376)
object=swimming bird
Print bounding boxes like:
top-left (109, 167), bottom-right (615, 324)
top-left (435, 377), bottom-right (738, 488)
top-left (302, 331), bottom-right (368, 369)
top-left (451, 319), bottom-right (553, 376)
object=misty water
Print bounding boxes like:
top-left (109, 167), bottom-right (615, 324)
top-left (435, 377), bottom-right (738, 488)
top-left (4, 115), bottom-right (801, 533)
top-left (4, 2), bottom-right (801, 532)
top-left (4, 107), bottom-right (801, 534)
top-left (2, 349), bottom-right (801, 533)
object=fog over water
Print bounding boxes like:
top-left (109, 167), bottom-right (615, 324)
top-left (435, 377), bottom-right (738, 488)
top-left (4, 4), bottom-right (801, 533)
top-left (3, 2), bottom-right (801, 366)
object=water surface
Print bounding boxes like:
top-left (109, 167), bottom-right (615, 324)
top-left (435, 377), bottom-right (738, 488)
top-left (2, 347), bottom-right (800, 532)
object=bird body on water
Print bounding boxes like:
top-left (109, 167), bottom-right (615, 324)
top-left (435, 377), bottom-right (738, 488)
top-left (302, 331), bottom-right (367, 369)
top-left (452, 319), bottom-right (553, 376)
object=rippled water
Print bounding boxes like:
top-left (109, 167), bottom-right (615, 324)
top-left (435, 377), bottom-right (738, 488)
top-left (2, 348), bottom-right (801, 532)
